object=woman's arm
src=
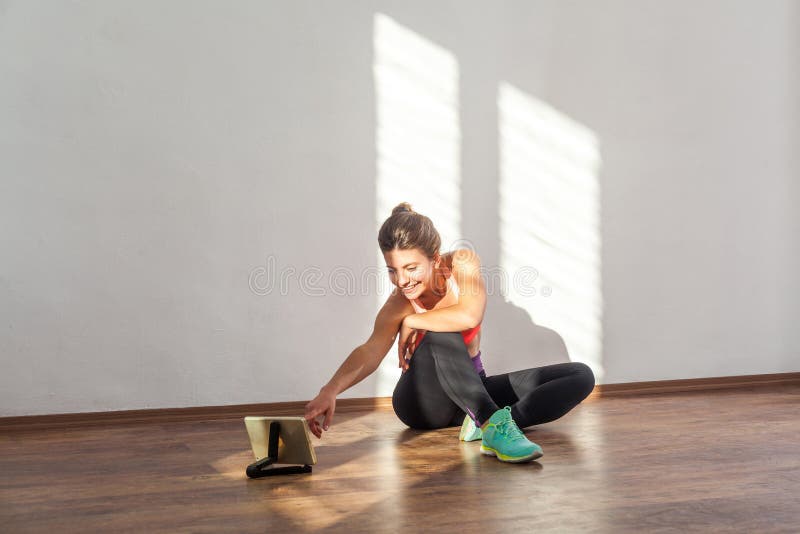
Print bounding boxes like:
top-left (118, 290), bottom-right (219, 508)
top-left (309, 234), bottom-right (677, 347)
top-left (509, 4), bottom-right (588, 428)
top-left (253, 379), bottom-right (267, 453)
top-left (403, 250), bottom-right (487, 332)
top-left (402, 305), bottom-right (476, 332)
top-left (304, 291), bottom-right (410, 438)
top-left (322, 292), bottom-right (409, 394)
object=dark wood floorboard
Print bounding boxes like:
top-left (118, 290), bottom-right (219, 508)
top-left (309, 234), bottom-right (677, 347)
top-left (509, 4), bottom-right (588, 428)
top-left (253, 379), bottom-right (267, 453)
top-left (1, 386), bottom-right (798, 533)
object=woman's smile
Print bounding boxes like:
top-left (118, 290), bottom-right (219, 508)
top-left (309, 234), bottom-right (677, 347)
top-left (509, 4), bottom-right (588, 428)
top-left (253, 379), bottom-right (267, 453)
top-left (402, 282), bottom-right (421, 295)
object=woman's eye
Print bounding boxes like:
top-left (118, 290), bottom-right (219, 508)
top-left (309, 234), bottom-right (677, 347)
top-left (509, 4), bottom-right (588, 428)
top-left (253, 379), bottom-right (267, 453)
top-left (408, 268), bottom-right (416, 272)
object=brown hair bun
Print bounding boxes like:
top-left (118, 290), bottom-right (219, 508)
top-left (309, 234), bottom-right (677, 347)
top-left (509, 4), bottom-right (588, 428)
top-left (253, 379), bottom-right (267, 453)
top-left (378, 202), bottom-right (441, 258)
top-left (391, 202), bottom-right (414, 216)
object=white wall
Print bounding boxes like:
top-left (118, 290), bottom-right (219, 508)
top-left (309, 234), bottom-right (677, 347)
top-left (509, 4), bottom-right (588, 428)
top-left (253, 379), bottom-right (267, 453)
top-left (1, 0), bottom-right (797, 416)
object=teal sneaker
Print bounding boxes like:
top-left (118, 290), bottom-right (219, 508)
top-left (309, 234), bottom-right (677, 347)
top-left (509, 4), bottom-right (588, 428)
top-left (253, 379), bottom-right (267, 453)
top-left (480, 406), bottom-right (543, 463)
top-left (458, 414), bottom-right (482, 442)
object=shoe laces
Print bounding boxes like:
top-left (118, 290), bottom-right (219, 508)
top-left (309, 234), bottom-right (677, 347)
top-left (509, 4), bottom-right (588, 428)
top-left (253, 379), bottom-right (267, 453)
top-left (492, 408), bottom-right (526, 441)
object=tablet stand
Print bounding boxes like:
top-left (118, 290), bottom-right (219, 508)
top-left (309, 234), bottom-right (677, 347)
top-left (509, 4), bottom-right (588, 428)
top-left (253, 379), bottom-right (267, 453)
top-left (246, 421), bottom-right (313, 478)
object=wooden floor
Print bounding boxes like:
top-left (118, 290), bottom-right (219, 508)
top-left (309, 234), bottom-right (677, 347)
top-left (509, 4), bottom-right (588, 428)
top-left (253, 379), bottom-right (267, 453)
top-left (2, 386), bottom-right (799, 533)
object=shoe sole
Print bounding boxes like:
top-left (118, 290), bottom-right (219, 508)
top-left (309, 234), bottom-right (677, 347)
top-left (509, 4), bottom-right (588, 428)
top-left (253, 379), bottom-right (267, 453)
top-left (480, 444), bottom-right (543, 463)
top-left (460, 434), bottom-right (482, 442)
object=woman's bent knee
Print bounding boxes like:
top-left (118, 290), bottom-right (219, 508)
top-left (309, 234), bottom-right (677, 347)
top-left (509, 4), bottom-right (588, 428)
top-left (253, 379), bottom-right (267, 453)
top-left (415, 332), bottom-right (468, 362)
top-left (417, 331), bottom-right (462, 350)
top-left (573, 362), bottom-right (595, 400)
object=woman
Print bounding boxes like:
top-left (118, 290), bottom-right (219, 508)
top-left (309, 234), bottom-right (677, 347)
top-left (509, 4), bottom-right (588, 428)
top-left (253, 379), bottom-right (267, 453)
top-left (304, 202), bottom-right (595, 463)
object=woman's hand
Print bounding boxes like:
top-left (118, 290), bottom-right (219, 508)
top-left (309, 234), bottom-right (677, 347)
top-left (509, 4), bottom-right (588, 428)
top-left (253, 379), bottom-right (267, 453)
top-left (397, 317), bottom-right (418, 373)
top-left (304, 385), bottom-right (337, 439)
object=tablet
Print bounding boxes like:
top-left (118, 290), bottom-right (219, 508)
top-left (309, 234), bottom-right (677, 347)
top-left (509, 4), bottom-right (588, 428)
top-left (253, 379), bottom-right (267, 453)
top-left (244, 416), bottom-right (317, 466)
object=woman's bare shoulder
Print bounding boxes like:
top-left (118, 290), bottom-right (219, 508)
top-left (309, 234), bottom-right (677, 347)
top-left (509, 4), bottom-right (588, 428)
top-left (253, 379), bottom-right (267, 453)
top-left (444, 248), bottom-right (482, 274)
top-left (383, 286), bottom-right (415, 312)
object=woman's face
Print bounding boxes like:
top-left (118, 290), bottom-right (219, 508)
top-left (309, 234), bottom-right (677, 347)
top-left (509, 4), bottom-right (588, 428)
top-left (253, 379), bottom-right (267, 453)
top-left (383, 247), bottom-right (440, 299)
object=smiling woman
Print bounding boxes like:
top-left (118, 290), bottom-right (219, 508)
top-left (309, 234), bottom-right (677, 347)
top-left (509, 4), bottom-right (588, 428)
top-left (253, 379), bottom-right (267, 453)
top-left (304, 202), bottom-right (595, 464)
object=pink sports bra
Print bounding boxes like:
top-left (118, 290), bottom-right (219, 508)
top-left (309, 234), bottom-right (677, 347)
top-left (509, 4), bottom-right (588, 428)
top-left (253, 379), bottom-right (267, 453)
top-left (410, 275), bottom-right (481, 352)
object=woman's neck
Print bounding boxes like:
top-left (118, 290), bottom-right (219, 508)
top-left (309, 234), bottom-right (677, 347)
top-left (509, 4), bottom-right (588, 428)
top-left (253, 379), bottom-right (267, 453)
top-left (416, 269), bottom-right (449, 309)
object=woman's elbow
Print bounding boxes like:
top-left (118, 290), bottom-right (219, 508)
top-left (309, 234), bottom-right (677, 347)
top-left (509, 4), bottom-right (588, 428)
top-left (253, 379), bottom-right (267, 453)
top-left (464, 310), bottom-right (483, 329)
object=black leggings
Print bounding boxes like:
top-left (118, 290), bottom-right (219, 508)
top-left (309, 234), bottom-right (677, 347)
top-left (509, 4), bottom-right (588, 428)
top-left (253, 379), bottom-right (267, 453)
top-left (392, 331), bottom-right (595, 430)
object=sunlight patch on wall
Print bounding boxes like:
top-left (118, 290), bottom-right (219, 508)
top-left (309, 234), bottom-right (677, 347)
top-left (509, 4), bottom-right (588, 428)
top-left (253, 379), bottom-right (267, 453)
top-left (373, 14), bottom-right (461, 396)
top-left (498, 82), bottom-right (604, 382)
